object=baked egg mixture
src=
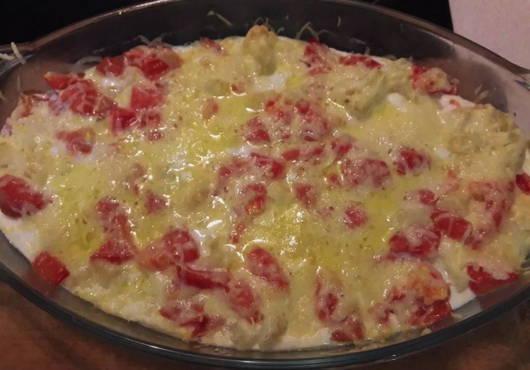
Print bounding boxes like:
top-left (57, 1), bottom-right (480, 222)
top-left (0, 26), bottom-right (529, 350)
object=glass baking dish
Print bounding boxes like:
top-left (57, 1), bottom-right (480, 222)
top-left (0, 0), bottom-right (529, 367)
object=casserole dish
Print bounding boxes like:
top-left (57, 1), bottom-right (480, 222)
top-left (0, 0), bottom-right (529, 367)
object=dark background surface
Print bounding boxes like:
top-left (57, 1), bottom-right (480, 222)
top-left (0, 0), bottom-right (452, 44)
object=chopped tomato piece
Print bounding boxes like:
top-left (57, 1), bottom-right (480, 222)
top-left (130, 84), bottom-right (164, 110)
top-left (145, 190), bottom-right (167, 214)
top-left (147, 129), bottom-right (164, 141)
top-left (316, 272), bottom-right (365, 341)
top-left (227, 279), bottom-right (263, 324)
top-left (394, 147), bottom-right (431, 175)
top-left (139, 110), bottom-right (162, 128)
top-left (468, 180), bottom-right (514, 230)
top-left (330, 134), bottom-right (356, 159)
top-left (231, 82), bottom-right (245, 94)
top-left (162, 228), bottom-right (201, 263)
top-left (295, 100), bottom-right (331, 142)
top-left (202, 97), bottom-right (219, 120)
top-left (95, 197), bottom-right (135, 242)
top-left (0, 175), bottom-right (47, 218)
top-left (187, 314), bottom-right (225, 338)
top-left (293, 183), bottom-right (317, 208)
top-left (96, 55), bottom-right (125, 76)
top-left (160, 301), bottom-right (204, 325)
top-left (124, 163), bottom-right (146, 195)
top-left (341, 158), bottom-right (390, 188)
top-left (93, 197), bottom-right (136, 264)
top-left (216, 154), bottom-right (283, 195)
top-left (245, 117), bottom-right (271, 144)
top-left (343, 204), bottom-right (368, 229)
top-left (410, 299), bottom-right (451, 326)
top-left (300, 144), bottom-right (325, 162)
top-left (200, 38), bottom-right (224, 53)
top-left (125, 46), bottom-right (182, 80)
top-left (178, 266), bottom-right (231, 289)
top-left (326, 173), bottom-right (341, 187)
top-left (111, 107), bottom-right (138, 134)
top-left (44, 72), bottom-right (79, 90)
top-left (411, 64), bottom-right (457, 95)
top-left (52, 77), bottom-right (115, 119)
top-left (339, 54), bottom-right (381, 69)
top-left (315, 274), bottom-right (341, 323)
top-left (240, 183), bottom-right (267, 216)
top-left (246, 247), bottom-right (289, 289)
top-left (32, 251), bottom-right (69, 285)
top-left (90, 239), bottom-right (136, 264)
top-left (389, 226), bottom-right (440, 258)
top-left (303, 39), bottom-right (330, 74)
top-left (250, 153), bottom-right (285, 180)
top-left (159, 301), bottom-right (224, 338)
top-left (431, 209), bottom-right (472, 242)
top-left (404, 189), bottom-right (437, 206)
top-left (516, 173), bottom-right (530, 194)
top-left (282, 148), bottom-right (300, 161)
top-left (139, 54), bottom-right (170, 80)
top-left (263, 99), bottom-right (293, 141)
top-left (215, 157), bottom-right (250, 194)
top-left (330, 315), bottom-right (365, 342)
top-left (56, 128), bottom-right (95, 155)
top-left (230, 222), bottom-right (246, 244)
top-left (137, 228), bottom-right (199, 270)
top-left (467, 265), bottom-right (519, 295)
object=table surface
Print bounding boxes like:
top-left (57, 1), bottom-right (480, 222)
top-left (0, 282), bottom-right (528, 370)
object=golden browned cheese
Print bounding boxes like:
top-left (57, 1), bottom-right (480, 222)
top-left (0, 25), bottom-right (528, 350)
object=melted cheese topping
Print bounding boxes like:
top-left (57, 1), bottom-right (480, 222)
top-left (0, 26), bottom-right (529, 350)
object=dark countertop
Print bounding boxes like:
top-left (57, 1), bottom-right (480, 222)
top-left (1, 281), bottom-right (528, 370)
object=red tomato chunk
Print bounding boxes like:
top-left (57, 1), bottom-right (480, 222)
top-left (32, 251), bottom-right (70, 285)
top-left (404, 189), bottom-right (437, 206)
top-left (124, 46), bottom-right (182, 80)
top-left (341, 158), bottom-right (391, 188)
top-left (159, 301), bottom-right (224, 338)
top-left (137, 228), bottom-right (200, 270)
top-left (343, 204), bottom-right (368, 229)
top-left (56, 128), bottom-right (95, 155)
top-left (111, 107), bottom-right (138, 134)
top-left (246, 247), bottom-right (289, 289)
top-left (178, 266), bottom-right (231, 290)
top-left (389, 226), bottom-right (440, 258)
top-left (131, 84), bottom-right (164, 110)
top-left (96, 56), bottom-right (126, 76)
top-left (241, 183), bottom-right (268, 216)
top-left (90, 239), bottom-right (136, 264)
top-left (44, 73), bottom-right (115, 119)
top-left (227, 279), bottom-right (263, 324)
top-left (0, 175), bottom-right (47, 218)
top-left (339, 54), bottom-right (381, 69)
top-left (303, 39), bottom-right (330, 75)
top-left (293, 183), bottom-right (317, 208)
top-left (91, 197), bottom-right (136, 264)
top-left (145, 190), bottom-right (167, 214)
top-left (431, 209), bottom-right (472, 242)
top-left (394, 147), bottom-right (431, 176)
top-left (467, 265), bottom-right (519, 295)
top-left (516, 173), bottom-right (530, 194)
